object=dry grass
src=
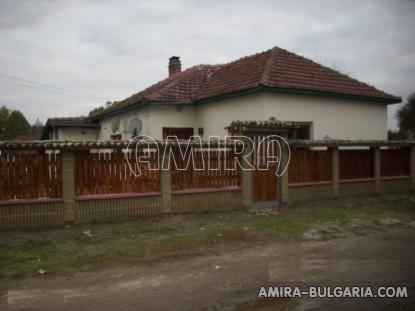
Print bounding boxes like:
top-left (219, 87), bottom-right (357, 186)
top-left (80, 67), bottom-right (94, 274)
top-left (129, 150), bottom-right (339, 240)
top-left (0, 195), bottom-right (414, 278)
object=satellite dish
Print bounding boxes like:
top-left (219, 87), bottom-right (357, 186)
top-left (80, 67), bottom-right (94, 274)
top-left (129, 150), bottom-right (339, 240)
top-left (111, 117), bottom-right (120, 133)
top-left (129, 118), bottom-right (142, 137)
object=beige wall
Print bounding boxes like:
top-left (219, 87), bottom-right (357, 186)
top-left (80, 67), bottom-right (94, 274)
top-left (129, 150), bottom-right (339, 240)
top-left (148, 105), bottom-right (197, 139)
top-left (197, 92), bottom-right (388, 140)
top-left (263, 93), bottom-right (387, 140)
top-left (196, 93), bottom-right (266, 138)
top-left (97, 92), bottom-right (388, 140)
top-left (57, 128), bottom-right (99, 140)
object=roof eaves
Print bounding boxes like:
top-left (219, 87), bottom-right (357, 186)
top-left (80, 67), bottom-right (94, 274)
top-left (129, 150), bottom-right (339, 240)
top-left (151, 100), bottom-right (193, 105)
top-left (47, 117), bottom-right (100, 127)
top-left (195, 86), bottom-right (262, 105)
top-left (56, 124), bottom-right (100, 129)
top-left (259, 85), bottom-right (401, 104)
top-left (90, 99), bottom-right (151, 120)
top-left (196, 84), bottom-right (400, 105)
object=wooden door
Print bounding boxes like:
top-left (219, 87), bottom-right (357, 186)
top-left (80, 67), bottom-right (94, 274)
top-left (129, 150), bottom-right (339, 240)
top-left (251, 134), bottom-right (279, 203)
top-left (252, 165), bottom-right (278, 202)
top-left (162, 127), bottom-right (194, 140)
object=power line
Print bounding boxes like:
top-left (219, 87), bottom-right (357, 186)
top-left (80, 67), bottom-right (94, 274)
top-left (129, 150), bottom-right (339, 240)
top-left (0, 73), bottom-right (107, 101)
top-left (0, 79), bottom-right (105, 103)
top-left (0, 73), bottom-right (108, 102)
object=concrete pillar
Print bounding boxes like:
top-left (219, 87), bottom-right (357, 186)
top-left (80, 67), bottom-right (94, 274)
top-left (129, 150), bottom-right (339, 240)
top-left (161, 146), bottom-right (172, 214)
top-left (279, 136), bottom-right (289, 204)
top-left (241, 139), bottom-right (253, 208)
top-left (62, 150), bottom-right (76, 222)
top-left (373, 147), bottom-right (381, 195)
top-left (411, 146), bottom-right (415, 193)
top-left (331, 147), bottom-right (340, 199)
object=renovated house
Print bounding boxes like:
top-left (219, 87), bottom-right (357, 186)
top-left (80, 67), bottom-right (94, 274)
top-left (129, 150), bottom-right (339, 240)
top-left (43, 47), bottom-right (400, 141)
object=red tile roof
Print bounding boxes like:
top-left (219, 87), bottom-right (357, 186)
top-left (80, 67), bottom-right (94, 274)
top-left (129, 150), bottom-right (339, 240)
top-left (92, 47), bottom-right (400, 118)
top-left (98, 65), bottom-right (222, 115)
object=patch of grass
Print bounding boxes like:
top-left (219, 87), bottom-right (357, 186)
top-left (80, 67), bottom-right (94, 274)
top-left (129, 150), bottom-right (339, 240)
top-left (0, 195), bottom-right (414, 278)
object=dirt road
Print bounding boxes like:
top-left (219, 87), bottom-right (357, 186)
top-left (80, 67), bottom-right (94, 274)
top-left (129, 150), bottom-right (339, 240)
top-left (1, 228), bottom-right (414, 310)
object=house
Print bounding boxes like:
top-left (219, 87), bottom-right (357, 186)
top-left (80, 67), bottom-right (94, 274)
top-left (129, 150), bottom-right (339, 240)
top-left (41, 117), bottom-right (100, 140)
top-left (43, 47), bottom-right (400, 141)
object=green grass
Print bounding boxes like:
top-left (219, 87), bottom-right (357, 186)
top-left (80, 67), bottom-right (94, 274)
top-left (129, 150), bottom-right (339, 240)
top-left (1, 195), bottom-right (414, 278)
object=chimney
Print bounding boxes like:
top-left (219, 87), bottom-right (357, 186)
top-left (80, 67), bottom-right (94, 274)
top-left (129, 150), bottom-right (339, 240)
top-left (168, 56), bottom-right (181, 77)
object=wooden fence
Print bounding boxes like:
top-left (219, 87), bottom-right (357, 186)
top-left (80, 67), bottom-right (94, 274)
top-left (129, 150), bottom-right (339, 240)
top-left (0, 140), bottom-right (414, 226)
top-left (381, 147), bottom-right (411, 177)
top-left (287, 145), bottom-right (413, 203)
top-left (74, 149), bottom-right (160, 196)
top-left (171, 147), bottom-right (241, 191)
top-left (0, 150), bottom-right (61, 201)
top-left (289, 147), bottom-right (412, 184)
top-left (289, 148), bottom-right (332, 184)
top-left (339, 149), bottom-right (374, 180)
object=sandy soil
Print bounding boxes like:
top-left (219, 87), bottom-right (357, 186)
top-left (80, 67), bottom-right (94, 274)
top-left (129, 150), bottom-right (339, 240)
top-left (1, 227), bottom-right (414, 311)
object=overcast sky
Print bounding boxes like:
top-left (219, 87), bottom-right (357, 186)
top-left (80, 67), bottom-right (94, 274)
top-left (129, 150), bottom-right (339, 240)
top-left (0, 0), bottom-right (414, 130)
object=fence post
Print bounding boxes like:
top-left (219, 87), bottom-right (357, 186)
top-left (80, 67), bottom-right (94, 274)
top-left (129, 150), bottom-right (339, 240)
top-left (62, 150), bottom-right (76, 222)
top-left (411, 146), bottom-right (415, 193)
top-left (373, 147), bottom-right (381, 195)
top-left (331, 147), bottom-right (340, 198)
top-left (279, 138), bottom-right (289, 204)
top-left (241, 139), bottom-right (252, 208)
top-left (161, 146), bottom-right (172, 214)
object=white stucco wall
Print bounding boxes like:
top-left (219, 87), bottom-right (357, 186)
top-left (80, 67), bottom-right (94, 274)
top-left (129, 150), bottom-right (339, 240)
top-left (99, 106), bottom-right (151, 140)
top-left (99, 104), bottom-right (196, 140)
top-left (57, 128), bottom-right (99, 140)
top-left (96, 92), bottom-right (388, 141)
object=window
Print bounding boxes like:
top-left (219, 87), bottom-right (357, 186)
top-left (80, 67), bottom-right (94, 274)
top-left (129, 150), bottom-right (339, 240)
top-left (111, 134), bottom-right (122, 140)
top-left (296, 125), bottom-right (310, 139)
top-left (288, 123), bottom-right (311, 140)
top-left (162, 127), bottom-right (194, 140)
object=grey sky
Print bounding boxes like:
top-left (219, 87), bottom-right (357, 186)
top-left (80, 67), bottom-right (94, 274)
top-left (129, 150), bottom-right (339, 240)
top-left (0, 0), bottom-right (414, 130)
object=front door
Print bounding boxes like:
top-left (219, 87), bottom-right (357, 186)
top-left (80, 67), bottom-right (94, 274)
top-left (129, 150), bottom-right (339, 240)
top-left (162, 127), bottom-right (194, 140)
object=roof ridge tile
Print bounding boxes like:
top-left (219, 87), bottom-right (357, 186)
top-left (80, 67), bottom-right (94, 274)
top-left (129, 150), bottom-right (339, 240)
top-left (260, 47), bottom-right (279, 85)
